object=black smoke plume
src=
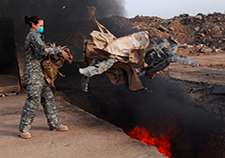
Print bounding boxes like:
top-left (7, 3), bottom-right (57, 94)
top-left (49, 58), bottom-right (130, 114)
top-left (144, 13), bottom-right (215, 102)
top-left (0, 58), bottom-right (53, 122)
top-left (0, 0), bottom-right (125, 24)
top-left (0, 0), bottom-right (127, 63)
top-left (0, 0), bottom-right (125, 45)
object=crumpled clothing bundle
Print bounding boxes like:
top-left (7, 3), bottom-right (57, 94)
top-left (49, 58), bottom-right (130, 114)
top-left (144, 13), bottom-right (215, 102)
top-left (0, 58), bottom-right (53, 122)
top-left (79, 7), bottom-right (149, 78)
top-left (79, 7), bottom-right (150, 91)
top-left (79, 7), bottom-right (199, 91)
top-left (144, 36), bottom-right (199, 78)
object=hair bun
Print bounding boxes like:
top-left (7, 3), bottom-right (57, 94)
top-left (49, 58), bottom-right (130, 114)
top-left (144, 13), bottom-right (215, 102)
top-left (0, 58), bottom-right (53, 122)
top-left (24, 15), bottom-right (42, 26)
top-left (24, 16), bottom-right (30, 24)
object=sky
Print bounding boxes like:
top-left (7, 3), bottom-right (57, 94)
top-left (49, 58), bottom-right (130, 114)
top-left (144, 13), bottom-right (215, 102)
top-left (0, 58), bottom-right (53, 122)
top-left (124, 0), bottom-right (225, 19)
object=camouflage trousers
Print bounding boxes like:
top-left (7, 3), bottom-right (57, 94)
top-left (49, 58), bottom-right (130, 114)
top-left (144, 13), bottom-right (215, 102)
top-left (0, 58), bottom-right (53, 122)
top-left (79, 58), bottom-right (117, 77)
top-left (19, 71), bottom-right (61, 132)
top-left (79, 57), bottom-right (117, 92)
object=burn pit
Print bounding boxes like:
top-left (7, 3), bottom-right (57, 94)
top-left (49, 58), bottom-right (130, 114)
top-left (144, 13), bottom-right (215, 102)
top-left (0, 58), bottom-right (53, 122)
top-left (128, 126), bottom-right (179, 157)
top-left (5, 0), bottom-right (224, 157)
top-left (55, 64), bottom-right (225, 158)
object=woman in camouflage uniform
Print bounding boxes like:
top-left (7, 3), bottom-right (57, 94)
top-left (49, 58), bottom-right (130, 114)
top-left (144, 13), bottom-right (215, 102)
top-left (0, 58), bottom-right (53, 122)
top-left (18, 15), bottom-right (69, 139)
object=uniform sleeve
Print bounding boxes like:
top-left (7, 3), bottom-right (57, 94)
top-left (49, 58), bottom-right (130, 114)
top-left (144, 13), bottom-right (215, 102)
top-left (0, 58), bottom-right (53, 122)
top-left (29, 32), bottom-right (62, 56)
top-left (45, 46), bottom-right (62, 55)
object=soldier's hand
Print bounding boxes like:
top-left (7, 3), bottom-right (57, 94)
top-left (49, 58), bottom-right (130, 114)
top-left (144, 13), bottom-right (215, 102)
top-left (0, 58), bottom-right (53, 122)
top-left (61, 50), bottom-right (69, 61)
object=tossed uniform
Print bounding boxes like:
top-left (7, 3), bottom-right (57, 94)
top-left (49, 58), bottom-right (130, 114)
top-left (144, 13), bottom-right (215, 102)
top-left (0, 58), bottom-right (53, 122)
top-left (19, 28), bottom-right (62, 132)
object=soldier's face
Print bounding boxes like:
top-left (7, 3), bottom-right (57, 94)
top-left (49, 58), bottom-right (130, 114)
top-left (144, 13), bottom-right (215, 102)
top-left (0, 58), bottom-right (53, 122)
top-left (36, 20), bottom-right (44, 28)
top-left (32, 20), bottom-right (44, 32)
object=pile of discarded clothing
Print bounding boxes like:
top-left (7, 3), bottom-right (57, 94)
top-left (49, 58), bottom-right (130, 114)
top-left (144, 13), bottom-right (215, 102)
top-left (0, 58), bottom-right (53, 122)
top-left (79, 7), bottom-right (199, 92)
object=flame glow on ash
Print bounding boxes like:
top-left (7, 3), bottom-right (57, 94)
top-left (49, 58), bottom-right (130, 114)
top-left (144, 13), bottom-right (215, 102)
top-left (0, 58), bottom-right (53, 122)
top-left (128, 126), bottom-right (178, 158)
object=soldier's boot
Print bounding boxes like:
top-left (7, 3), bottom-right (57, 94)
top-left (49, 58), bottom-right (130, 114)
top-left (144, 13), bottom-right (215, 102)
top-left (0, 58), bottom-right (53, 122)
top-left (52, 125), bottom-right (68, 132)
top-left (18, 131), bottom-right (32, 139)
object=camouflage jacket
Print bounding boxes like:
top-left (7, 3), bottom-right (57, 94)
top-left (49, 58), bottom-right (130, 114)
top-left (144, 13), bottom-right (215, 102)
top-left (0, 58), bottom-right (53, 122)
top-left (23, 28), bottom-right (62, 80)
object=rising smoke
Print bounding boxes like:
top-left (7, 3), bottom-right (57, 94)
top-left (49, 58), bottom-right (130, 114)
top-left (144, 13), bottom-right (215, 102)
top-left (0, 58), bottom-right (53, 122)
top-left (0, 0), bottom-right (125, 24)
top-left (0, 0), bottom-right (127, 62)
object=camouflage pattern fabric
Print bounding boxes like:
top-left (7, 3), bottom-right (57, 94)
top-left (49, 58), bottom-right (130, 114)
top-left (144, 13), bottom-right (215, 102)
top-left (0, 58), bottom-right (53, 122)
top-left (145, 37), bottom-right (199, 67)
top-left (79, 57), bottom-right (117, 77)
top-left (80, 57), bottom-right (108, 92)
top-left (144, 37), bottom-right (199, 78)
top-left (19, 29), bottom-right (62, 132)
top-left (169, 55), bottom-right (199, 67)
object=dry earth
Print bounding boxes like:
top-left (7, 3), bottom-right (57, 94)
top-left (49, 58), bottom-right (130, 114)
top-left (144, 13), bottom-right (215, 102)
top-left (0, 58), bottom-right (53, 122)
top-left (168, 52), bottom-right (225, 121)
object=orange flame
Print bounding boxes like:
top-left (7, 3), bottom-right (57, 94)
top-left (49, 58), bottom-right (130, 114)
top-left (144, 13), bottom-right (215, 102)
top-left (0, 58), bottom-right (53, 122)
top-left (128, 126), bottom-right (176, 158)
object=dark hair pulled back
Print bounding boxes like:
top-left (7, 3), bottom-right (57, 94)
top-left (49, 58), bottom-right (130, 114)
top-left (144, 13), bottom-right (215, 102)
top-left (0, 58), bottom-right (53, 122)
top-left (24, 15), bottom-right (42, 26)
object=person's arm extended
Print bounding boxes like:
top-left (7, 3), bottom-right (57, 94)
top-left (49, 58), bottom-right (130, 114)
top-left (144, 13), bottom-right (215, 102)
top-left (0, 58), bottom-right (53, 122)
top-left (29, 32), bottom-right (62, 56)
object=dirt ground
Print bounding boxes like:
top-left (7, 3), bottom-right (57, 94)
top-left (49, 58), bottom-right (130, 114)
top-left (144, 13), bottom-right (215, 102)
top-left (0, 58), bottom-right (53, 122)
top-left (168, 52), bottom-right (225, 121)
top-left (0, 93), bottom-right (167, 158)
